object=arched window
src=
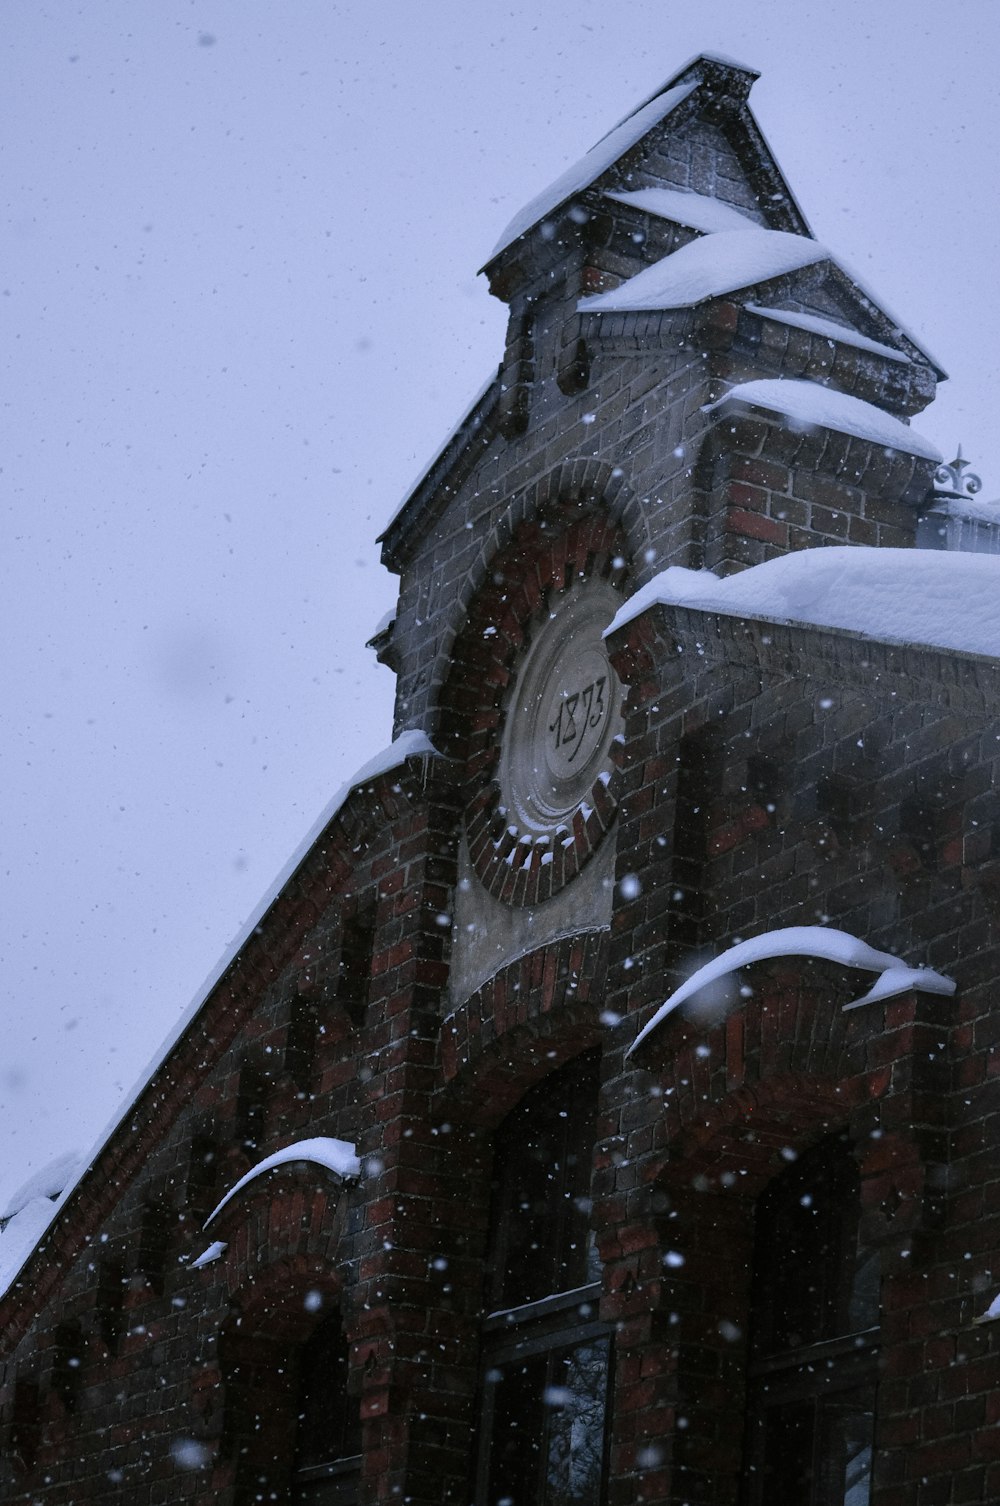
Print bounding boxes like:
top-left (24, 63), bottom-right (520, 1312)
top-left (474, 1052), bottom-right (612, 1506)
top-left (223, 1306), bottom-right (360, 1506)
top-left (742, 1135), bottom-right (879, 1505)
top-left (291, 1313), bottom-right (362, 1505)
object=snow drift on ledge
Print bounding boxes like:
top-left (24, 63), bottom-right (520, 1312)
top-left (607, 546), bottom-right (1000, 660)
top-left (707, 379), bottom-right (939, 462)
top-left (203, 1137), bottom-right (360, 1229)
top-left (628, 927), bottom-right (955, 1056)
top-left (605, 186), bottom-right (757, 235)
top-left (578, 228), bottom-right (826, 313)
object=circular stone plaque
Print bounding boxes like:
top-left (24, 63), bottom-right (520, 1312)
top-left (499, 583), bottom-right (623, 834)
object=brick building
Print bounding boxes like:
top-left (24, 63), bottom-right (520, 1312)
top-left (3, 50), bottom-right (1000, 1506)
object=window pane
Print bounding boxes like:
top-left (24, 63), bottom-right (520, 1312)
top-left (293, 1316), bottom-right (361, 1477)
top-left (743, 1137), bottom-right (878, 1506)
top-left (752, 1138), bottom-right (874, 1356)
top-left (760, 1397), bottom-right (816, 1497)
top-left (478, 1053), bottom-right (610, 1506)
top-left (487, 1056), bottom-right (600, 1310)
top-left (817, 1387), bottom-right (876, 1506)
top-left (484, 1349), bottom-right (549, 1504)
top-left (483, 1337), bottom-right (610, 1506)
top-left (544, 1338), bottom-right (611, 1506)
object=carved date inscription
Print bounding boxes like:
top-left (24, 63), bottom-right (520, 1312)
top-left (548, 675), bottom-right (607, 764)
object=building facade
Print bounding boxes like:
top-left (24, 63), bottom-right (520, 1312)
top-left (3, 52), bottom-right (1000, 1506)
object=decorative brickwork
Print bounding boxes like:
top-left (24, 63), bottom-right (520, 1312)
top-left (3, 50), bottom-right (999, 1506)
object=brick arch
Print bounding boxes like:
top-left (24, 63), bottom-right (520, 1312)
top-left (629, 955), bottom-right (901, 1161)
top-left (438, 929), bottom-right (609, 1127)
top-left (601, 967), bottom-right (911, 1506)
top-left (207, 1165), bottom-right (353, 1311)
top-left (652, 1070), bottom-right (873, 1204)
top-left (435, 476), bottom-right (636, 904)
top-left (436, 457), bottom-right (643, 688)
top-left (206, 1177), bottom-right (356, 1506)
top-left (427, 456), bottom-right (645, 745)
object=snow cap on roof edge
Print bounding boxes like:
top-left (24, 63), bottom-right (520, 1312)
top-left (605, 547), bottom-right (1000, 661)
top-left (486, 80), bottom-right (698, 263)
top-left (487, 53), bottom-right (776, 265)
top-left (605, 186), bottom-right (758, 235)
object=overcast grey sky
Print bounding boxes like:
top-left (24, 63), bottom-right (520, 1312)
top-left (2, 0), bottom-right (998, 1210)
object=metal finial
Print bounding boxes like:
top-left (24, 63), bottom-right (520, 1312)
top-left (933, 446), bottom-right (984, 501)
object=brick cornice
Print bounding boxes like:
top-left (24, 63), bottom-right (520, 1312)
top-left (607, 596), bottom-right (1000, 717)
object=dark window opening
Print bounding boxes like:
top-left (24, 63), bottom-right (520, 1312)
top-left (338, 896), bottom-right (376, 1024)
top-left (52, 1321), bottom-right (85, 1414)
top-left (746, 754), bottom-right (783, 815)
top-left (291, 1314), bottom-right (362, 1506)
top-left (223, 1312), bottom-right (360, 1506)
top-left (137, 1199), bottom-right (173, 1296)
top-left (742, 1136), bottom-right (879, 1506)
top-left (10, 1377), bottom-right (42, 1472)
top-left (475, 1053), bottom-right (612, 1506)
top-left (817, 774), bottom-right (872, 848)
top-left (670, 728), bottom-right (723, 958)
top-left (185, 1132), bottom-right (218, 1221)
top-left (900, 784), bottom-right (963, 872)
top-left (235, 1058), bottom-right (268, 1151)
top-left (286, 992), bottom-right (320, 1094)
top-left (96, 1258), bottom-right (127, 1353)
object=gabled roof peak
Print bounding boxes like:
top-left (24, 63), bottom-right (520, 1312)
top-left (484, 51), bottom-right (803, 272)
top-left (595, 54), bottom-right (759, 144)
top-left (657, 52), bottom-right (760, 102)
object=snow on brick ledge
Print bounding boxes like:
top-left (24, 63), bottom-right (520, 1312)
top-left (744, 304), bottom-right (911, 364)
top-left (606, 547), bottom-right (1000, 661)
top-left (578, 229), bottom-right (826, 312)
top-left (605, 186), bottom-right (757, 235)
top-left (203, 1137), bottom-right (361, 1229)
top-left (705, 378), bottom-right (940, 461)
top-left (628, 926), bottom-right (955, 1057)
top-left (977, 1292), bottom-right (1000, 1325)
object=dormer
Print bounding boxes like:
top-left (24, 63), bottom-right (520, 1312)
top-left (481, 54), bottom-right (814, 433)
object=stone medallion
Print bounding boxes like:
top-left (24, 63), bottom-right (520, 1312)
top-left (499, 583), bottom-right (622, 835)
top-left (466, 578), bottom-right (624, 906)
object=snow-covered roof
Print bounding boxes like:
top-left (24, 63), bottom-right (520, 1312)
top-left (204, 1137), bottom-right (360, 1228)
top-left (745, 303), bottom-right (911, 364)
top-left (578, 228), bottom-right (826, 313)
top-left (607, 546), bottom-right (1000, 661)
top-left (0, 731), bottom-right (438, 1304)
top-left (1, 1150), bottom-right (85, 1222)
top-left (488, 80), bottom-right (697, 261)
top-left (0, 1199), bottom-right (62, 1299)
top-left (380, 369), bottom-right (498, 542)
top-left (705, 378), bottom-right (940, 462)
top-left (605, 186), bottom-right (757, 235)
top-left (628, 926), bottom-right (955, 1055)
top-left (0, 1151), bottom-right (86, 1300)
